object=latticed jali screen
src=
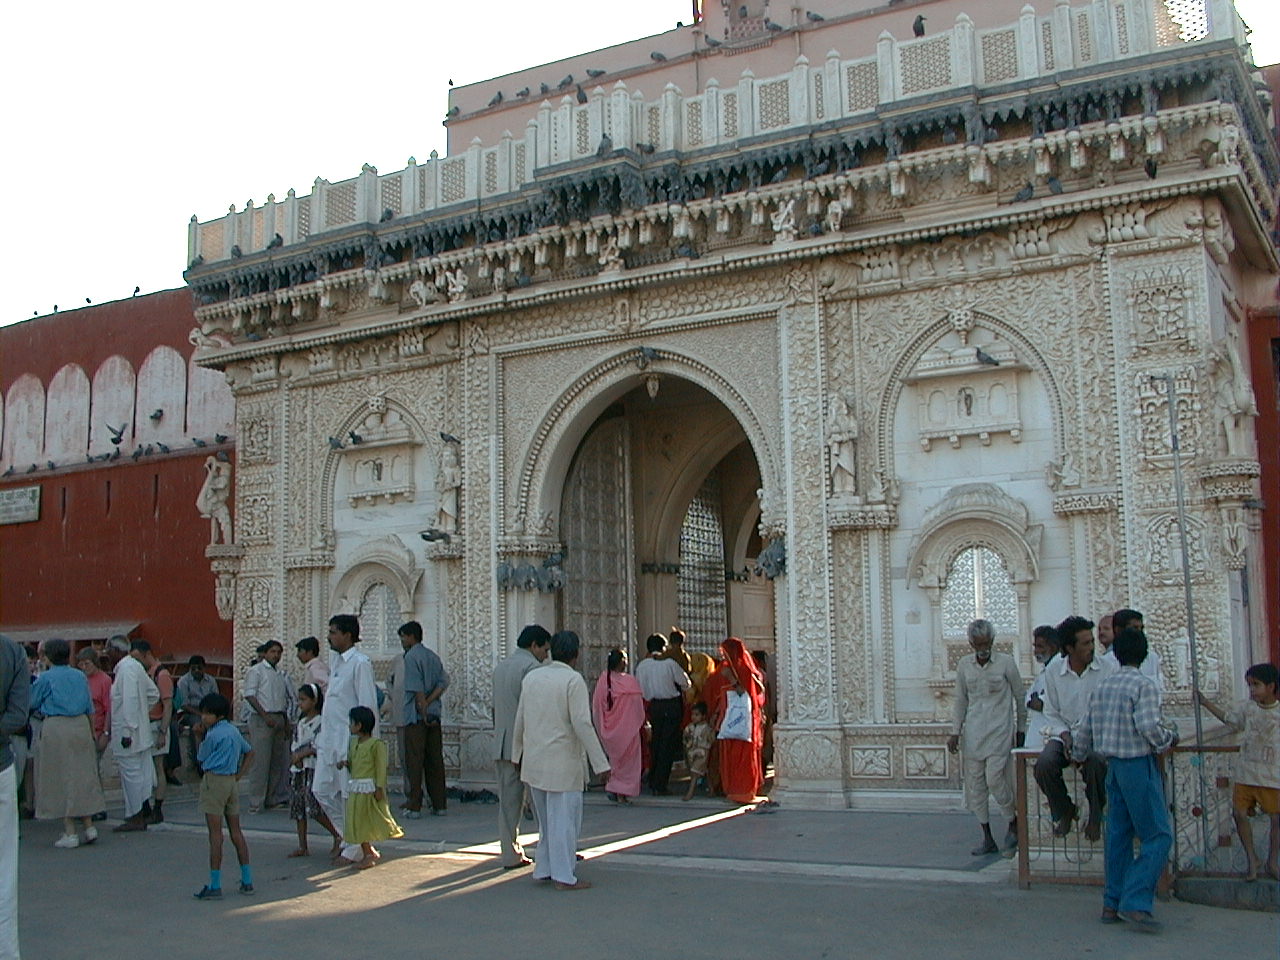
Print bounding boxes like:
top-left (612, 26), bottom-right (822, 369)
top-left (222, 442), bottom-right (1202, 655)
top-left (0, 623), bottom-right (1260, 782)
top-left (1155, 0), bottom-right (1209, 46)
top-left (677, 474), bottom-right (728, 654)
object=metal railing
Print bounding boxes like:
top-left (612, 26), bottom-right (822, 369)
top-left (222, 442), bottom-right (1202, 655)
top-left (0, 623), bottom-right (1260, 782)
top-left (1014, 742), bottom-right (1245, 888)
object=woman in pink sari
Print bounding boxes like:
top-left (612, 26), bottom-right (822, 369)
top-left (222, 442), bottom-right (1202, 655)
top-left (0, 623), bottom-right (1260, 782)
top-left (591, 648), bottom-right (646, 803)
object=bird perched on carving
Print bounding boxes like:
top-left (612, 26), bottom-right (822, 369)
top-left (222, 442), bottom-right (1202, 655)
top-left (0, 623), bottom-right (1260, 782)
top-left (650, 51), bottom-right (667, 61)
top-left (704, 36), bottom-right (722, 47)
top-left (440, 432), bottom-right (461, 445)
top-left (586, 68), bottom-right (606, 78)
top-left (215, 433), bottom-right (229, 444)
top-left (1, 466), bottom-right (12, 477)
top-left (1047, 176), bottom-right (1064, 195)
top-left (215, 450), bottom-right (230, 463)
top-left (540, 82), bottom-right (552, 95)
top-left (764, 19), bottom-right (784, 32)
top-left (419, 528), bottom-right (451, 544)
top-left (942, 126), bottom-right (958, 145)
top-left (576, 85), bottom-right (587, 104)
top-left (379, 207), bottom-right (395, 222)
top-left (132, 446), bottom-right (144, 461)
top-left (596, 134), bottom-right (613, 158)
top-left (348, 431), bottom-right (363, 445)
top-left (1144, 157), bottom-right (1158, 179)
top-left (1012, 182), bottom-right (1035, 203)
top-left (46, 461), bottom-right (56, 471)
top-left (267, 233), bottom-right (283, 249)
top-left (445, 105), bottom-right (460, 118)
top-left (488, 90), bottom-right (503, 107)
top-left (328, 436), bottom-right (345, 449)
top-left (913, 15), bottom-right (927, 36)
top-left (674, 242), bottom-right (700, 259)
top-left (192, 437), bottom-right (207, 447)
top-left (559, 74), bottom-right (574, 88)
top-left (637, 346), bottom-right (660, 368)
top-left (132, 286), bottom-right (140, 296)
top-left (107, 423), bottom-right (126, 446)
top-left (975, 347), bottom-right (1001, 366)
top-left (85, 297), bottom-right (92, 304)
top-left (144, 444), bottom-right (154, 456)
top-left (230, 245), bottom-right (242, 258)
top-left (806, 10), bottom-right (824, 21)
top-left (515, 87), bottom-right (530, 98)
top-left (768, 166), bottom-right (790, 184)
top-left (109, 448), bottom-right (121, 461)
top-left (157, 443), bottom-right (170, 454)
top-left (635, 142), bottom-right (656, 154)
top-left (149, 409), bottom-right (163, 421)
top-left (26, 464), bottom-right (37, 474)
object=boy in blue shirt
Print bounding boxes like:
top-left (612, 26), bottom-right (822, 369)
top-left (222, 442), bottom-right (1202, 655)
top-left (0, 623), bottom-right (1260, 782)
top-left (193, 693), bottom-right (254, 899)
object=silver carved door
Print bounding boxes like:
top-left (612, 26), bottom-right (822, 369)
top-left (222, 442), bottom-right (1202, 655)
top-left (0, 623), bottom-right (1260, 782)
top-left (559, 415), bottom-right (635, 689)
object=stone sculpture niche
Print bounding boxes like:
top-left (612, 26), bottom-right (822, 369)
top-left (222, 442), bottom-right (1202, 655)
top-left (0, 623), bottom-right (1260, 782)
top-left (904, 332), bottom-right (1026, 451)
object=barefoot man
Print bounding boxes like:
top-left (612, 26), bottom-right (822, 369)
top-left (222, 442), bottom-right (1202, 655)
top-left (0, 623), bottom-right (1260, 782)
top-left (948, 619), bottom-right (1025, 856)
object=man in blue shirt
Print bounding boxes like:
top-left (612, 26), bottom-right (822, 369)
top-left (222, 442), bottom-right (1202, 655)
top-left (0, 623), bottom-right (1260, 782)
top-left (398, 621), bottom-right (449, 818)
top-left (194, 693), bottom-right (254, 900)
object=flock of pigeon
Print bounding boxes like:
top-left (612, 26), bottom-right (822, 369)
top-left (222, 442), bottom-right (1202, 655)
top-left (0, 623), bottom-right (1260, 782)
top-left (1, 423), bottom-right (230, 477)
top-left (452, 10), bottom-right (931, 124)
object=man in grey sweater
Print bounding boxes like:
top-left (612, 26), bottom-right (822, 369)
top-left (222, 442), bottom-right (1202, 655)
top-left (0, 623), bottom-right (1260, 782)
top-left (2, 633), bottom-right (32, 959)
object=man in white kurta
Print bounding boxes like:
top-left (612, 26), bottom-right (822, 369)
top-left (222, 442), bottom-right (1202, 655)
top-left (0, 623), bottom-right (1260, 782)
top-left (512, 631), bottom-right (609, 889)
top-left (312, 615), bottom-right (378, 863)
top-left (110, 647), bottom-right (160, 830)
top-left (947, 619), bottom-right (1025, 856)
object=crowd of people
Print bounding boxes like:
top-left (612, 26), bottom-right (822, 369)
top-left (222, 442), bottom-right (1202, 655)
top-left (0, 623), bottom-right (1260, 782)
top-left (2, 609), bottom-right (1272, 935)
top-left (949, 607), bottom-right (1278, 933)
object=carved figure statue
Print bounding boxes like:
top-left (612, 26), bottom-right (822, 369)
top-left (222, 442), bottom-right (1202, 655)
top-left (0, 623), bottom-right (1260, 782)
top-left (825, 200), bottom-right (843, 234)
top-left (408, 278), bottom-right (435, 307)
top-left (754, 538), bottom-right (786, 580)
top-left (1045, 452), bottom-right (1081, 491)
top-left (196, 455), bottom-right (234, 545)
top-left (770, 198), bottom-right (797, 243)
top-left (865, 470), bottom-right (887, 504)
top-left (598, 234), bottom-right (624, 271)
top-left (435, 444), bottom-right (461, 534)
top-left (445, 267), bottom-right (469, 302)
top-left (1209, 329), bottom-right (1258, 457)
top-left (827, 396), bottom-right (859, 495)
top-left (214, 573), bottom-right (237, 621)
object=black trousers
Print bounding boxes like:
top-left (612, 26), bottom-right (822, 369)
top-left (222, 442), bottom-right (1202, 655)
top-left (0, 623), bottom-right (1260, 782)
top-left (1033, 739), bottom-right (1107, 824)
top-left (647, 697), bottom-right (683, 792)
top-left (404, 720), bottom-right (447, 812)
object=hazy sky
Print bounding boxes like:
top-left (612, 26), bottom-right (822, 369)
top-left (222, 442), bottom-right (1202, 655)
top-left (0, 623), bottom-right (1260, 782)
top-left (2, 0), bottom-right (1275, 327)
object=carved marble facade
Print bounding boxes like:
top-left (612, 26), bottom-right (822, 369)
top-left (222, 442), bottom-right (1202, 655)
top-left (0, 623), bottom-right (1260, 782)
top-left (187, 2), bottom-right (1276, 804)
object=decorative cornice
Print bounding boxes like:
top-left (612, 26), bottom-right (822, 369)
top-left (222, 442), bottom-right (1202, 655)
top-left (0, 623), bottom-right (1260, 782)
top-left (1052, 491), bottom-right (1119, 515)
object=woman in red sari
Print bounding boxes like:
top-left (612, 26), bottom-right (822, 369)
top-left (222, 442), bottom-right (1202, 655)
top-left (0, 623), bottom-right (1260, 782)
top-left (711, 638), bottom-right (767, 804)
top-left (591, 648), bottom-right (646, 803)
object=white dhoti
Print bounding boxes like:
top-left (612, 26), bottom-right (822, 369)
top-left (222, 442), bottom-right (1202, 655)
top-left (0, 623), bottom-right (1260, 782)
top-left (528, 787), bottom-right (583, 885)
top-left (963, 753), bottom-right (1015, 824)
top-left (1, 764), bottom-right (19, 960)
top-left (114, 752), bottom-right (156, 818)
top-left (312, 759), bottom-right (362, 861)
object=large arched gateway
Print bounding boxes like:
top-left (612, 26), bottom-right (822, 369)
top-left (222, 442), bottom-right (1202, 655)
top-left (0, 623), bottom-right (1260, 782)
top-left (184, 0), bottom-right (1275, 806)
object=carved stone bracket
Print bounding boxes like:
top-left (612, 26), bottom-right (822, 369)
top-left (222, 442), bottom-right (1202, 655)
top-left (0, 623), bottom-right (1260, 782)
top-left (1197, 458), bottom-right (1260, 503)
top-left (424, 537), bottom-right (466, 561)
top-left (829, 502), bottom-right (898, 530)
top-left (206, 544), bottom-right (245, 622)
top-left (1051, 491), bottom-right (1118, 516)
top-left (496, 547), bottom-right (563, 592)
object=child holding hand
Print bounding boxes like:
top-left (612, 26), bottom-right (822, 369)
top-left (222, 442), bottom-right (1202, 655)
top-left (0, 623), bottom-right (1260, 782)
top-left (338, 705), bottom-right (403, 869)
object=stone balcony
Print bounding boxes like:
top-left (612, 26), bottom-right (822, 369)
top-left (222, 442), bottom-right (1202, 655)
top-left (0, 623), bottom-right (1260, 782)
top-left (186, 0), bottom-right (1255, 270)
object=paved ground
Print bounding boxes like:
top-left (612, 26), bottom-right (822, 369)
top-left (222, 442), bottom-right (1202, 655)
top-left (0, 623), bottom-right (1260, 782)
top-left (15, 787), bottom-right (1276, 959)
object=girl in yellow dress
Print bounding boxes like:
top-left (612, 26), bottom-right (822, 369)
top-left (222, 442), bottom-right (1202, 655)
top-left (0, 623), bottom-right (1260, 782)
top-left (337, 706), bottom-right (403, 868)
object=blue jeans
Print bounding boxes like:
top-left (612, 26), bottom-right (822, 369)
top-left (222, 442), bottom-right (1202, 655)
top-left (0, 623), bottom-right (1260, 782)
top-left (1103, 754), bottom-right (1172, 913)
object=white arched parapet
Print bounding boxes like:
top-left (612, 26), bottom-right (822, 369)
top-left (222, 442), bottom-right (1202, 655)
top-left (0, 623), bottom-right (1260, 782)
top-left (906, 482), bottom-right (1043, 680)
top-left (89, 356), bottom-right (136, 456)
top-left (44, 364), bottom-right (91, 464)
top-left (134, 346), bottom-right (188, 446)
top-left (186, 353), bottom-right (234, 441)
top-left (2, 374), bottom-right (46, 470)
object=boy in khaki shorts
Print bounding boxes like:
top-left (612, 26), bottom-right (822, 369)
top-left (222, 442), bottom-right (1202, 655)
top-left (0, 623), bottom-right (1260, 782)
top-left (192, 693), bottom-right (255, 899)
top-left (1198, 663), bottom-right (1280, 881)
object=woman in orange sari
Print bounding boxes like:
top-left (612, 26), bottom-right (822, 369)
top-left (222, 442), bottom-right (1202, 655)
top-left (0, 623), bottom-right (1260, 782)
top-left (591, 649), bottom-right (646, 803)
top-left (710, 638), bottom-right (767, 804)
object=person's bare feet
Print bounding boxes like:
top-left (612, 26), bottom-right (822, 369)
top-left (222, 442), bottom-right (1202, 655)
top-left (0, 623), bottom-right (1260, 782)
top-left (356, 854), bottom-right (381, 869)
top-left (555, 879), bottom-right (592, 890)
top-left (1265, 863), bottom-right (1279, 880)
top-left (1084, 819), bottom-right (1102, 843)
top-left (1243, 863), bottom-right (1259, 882)
top-left (287, 847), bottom-right (310, 858)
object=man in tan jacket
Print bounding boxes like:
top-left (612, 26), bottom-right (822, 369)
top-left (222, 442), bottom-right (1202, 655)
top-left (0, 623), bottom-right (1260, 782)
top-left (513, 630), bottom-right (609, 890)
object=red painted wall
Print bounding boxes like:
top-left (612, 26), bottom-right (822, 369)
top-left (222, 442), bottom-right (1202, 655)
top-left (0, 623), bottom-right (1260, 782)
top-left (0, 289), bottom-right (233, 664)
top-left (2, 289), bottom-right (198, 390)
top-left (1246, 306), bottom-right (1279, 663)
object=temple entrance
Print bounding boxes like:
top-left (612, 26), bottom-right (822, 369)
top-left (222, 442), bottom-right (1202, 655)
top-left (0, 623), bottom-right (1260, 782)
top-left (557, 377), bottom-right (772, 688)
